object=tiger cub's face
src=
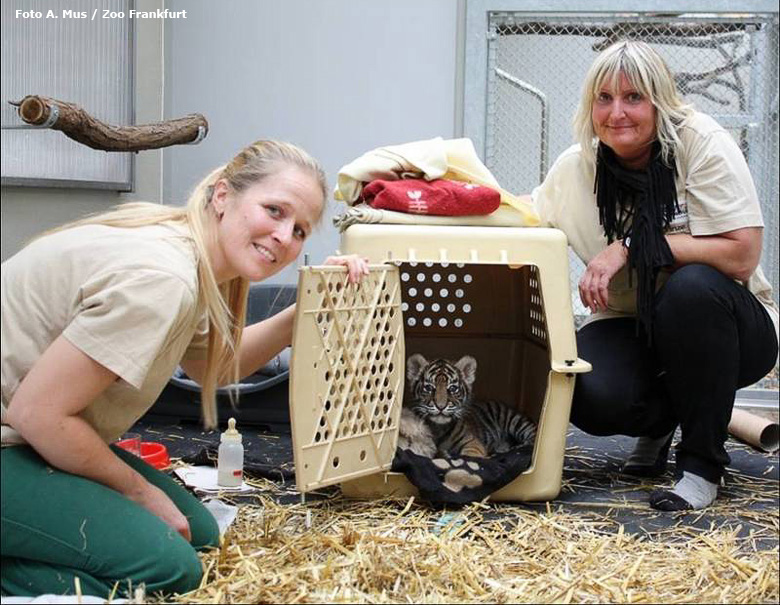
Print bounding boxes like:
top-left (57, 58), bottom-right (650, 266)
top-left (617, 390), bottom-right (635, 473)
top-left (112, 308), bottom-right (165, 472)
top-left (406, 354), bottom-right (477, 425)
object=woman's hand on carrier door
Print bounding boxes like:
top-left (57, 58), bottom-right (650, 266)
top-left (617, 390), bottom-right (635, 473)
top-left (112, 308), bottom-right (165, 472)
top-left (323, 254), bottom-right (370, 284)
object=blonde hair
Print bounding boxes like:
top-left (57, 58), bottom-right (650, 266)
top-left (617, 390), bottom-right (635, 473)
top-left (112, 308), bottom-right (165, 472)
top-left (46, 140), bottom-right (326, 428)
top-left (573, 40), bottom-right (694, 167)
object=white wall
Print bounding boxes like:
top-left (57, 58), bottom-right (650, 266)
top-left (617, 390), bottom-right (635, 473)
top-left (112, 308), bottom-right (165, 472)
top-left (0, 0), bottom-right (165, 261)
top-left (163, 0), bottom-right (462, 284)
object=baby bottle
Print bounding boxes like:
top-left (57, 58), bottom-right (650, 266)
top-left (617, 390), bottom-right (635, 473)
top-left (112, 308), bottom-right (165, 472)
top-left (217, 417), bottom-right (244, 487)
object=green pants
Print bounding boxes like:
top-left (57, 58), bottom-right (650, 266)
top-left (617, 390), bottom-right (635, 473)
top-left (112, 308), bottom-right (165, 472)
top-left (1, 444), bottom-right (219, 598)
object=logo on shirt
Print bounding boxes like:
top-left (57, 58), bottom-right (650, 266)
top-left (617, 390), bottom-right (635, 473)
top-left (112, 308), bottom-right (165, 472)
top-left (666, 199), bottom-right (690, 235)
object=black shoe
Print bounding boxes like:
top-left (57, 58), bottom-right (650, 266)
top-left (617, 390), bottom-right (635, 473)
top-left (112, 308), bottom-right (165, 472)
top-left (649, 489), bottom-right (693, 511)
top-left (621, 432), bottom-right (674, 478)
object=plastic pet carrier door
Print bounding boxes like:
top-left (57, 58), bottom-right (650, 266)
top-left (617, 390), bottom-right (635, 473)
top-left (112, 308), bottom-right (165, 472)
top-left (290, 265), bottom-right (405, 492)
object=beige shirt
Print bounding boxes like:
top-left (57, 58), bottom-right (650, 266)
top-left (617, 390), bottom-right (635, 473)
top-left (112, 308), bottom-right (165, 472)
top-left (1, 222), bottom-right (208, 445)
top-left (532, 111), bottom-right (779, 337)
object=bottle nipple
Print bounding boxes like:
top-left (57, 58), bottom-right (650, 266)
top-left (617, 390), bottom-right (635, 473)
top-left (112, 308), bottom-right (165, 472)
top-left (221, 417), bottom-right (242, 442)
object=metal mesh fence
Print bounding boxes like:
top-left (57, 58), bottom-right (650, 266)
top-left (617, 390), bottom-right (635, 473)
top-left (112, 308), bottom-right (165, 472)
top-left (484, 13), bottom-right (780, 331)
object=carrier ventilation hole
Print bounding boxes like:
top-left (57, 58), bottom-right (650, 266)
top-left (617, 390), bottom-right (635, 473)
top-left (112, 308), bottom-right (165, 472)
top-left (528, 267), bottom-right (548, 342)
top-left (400, 262), bottom-right (478, 330)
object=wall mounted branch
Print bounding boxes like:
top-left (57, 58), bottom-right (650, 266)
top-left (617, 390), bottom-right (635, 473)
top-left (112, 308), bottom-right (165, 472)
top-left (9, 95), bottom-right (208, 152)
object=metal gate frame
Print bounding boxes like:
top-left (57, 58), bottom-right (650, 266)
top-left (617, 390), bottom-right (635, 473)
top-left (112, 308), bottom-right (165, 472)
top-left (465, 0), bottom-right (779, 157)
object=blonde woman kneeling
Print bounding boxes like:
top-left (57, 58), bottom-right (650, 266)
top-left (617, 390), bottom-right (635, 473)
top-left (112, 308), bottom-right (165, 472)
top-left (1, 140), bottom-right (368, 598)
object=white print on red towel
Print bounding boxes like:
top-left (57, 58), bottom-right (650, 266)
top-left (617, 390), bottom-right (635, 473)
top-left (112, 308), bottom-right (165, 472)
top-left (407, 190), bottom-right (428, 214)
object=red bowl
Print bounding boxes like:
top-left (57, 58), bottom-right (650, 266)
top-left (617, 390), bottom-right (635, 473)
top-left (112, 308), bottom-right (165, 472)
top-left (115, 438), bottom-right (140, 454)
top-left (140, 441), bottom-right (171, 470)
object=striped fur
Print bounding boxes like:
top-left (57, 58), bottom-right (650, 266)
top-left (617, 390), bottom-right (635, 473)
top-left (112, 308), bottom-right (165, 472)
top-left (403, 354), bottom-right (537, 458)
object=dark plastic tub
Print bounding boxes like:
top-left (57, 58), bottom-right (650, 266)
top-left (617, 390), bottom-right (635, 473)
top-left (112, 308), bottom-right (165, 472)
top-left (146, 284), bottom-right (296, 432)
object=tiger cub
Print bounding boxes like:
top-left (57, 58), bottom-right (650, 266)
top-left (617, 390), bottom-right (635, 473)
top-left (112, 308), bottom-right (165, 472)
top-left (399, 353), bottom-right (537, 458)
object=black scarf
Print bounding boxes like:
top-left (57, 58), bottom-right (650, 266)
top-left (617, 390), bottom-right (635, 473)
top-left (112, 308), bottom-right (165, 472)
top-left (594, 141), bottom-right (678, 342)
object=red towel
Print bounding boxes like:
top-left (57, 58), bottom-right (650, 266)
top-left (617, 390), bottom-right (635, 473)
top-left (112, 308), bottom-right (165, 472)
top-left (362, 178), bottom-right (500, 216)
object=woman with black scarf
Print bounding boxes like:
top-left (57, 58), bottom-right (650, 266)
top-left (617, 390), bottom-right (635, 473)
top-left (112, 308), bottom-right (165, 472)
top-left (530, 40), bottom-right (778, 510)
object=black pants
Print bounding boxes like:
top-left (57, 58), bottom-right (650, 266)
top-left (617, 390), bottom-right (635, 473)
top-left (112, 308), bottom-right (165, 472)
top-left (571, 264), bottom-right (778, 483)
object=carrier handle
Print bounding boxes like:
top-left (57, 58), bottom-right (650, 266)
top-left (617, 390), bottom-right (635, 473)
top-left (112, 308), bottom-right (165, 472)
top-left (551, 358), bottom-right (592, 374)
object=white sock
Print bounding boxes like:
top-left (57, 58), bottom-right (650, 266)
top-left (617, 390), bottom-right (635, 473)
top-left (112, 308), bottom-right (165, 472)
top-left (670, 471), bottom-right (719, 509)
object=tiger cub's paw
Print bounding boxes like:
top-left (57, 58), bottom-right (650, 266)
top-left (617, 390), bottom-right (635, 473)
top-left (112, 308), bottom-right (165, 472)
top-left (431, 457), bottom-right (484, 492)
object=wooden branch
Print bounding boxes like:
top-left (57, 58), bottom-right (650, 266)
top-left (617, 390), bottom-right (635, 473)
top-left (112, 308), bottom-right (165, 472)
top-left (9, 95), bottom-right (208, 152)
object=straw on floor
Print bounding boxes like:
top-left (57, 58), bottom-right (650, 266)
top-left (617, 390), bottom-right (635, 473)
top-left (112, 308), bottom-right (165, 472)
top-left (139, 472), bottom-right (778, 604)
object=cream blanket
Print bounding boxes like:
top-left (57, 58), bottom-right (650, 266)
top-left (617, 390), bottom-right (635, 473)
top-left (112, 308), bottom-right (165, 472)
top-left (335, 137), bottom-right (539, 227)
top-left (332, 203), bottom-right (530, 233)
